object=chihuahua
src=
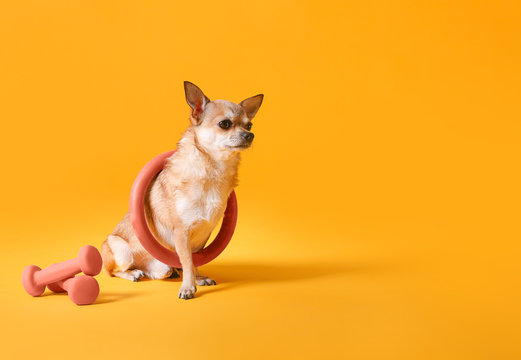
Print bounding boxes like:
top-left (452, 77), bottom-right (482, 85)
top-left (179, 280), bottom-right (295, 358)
top-left (100, 81), bottom-right (263, 299)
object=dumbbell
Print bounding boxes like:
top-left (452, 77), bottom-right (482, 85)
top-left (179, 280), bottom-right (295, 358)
top-left (47, 275), bottom-right (100, 305)
top-left (21, 245), bottom-right (102, 297)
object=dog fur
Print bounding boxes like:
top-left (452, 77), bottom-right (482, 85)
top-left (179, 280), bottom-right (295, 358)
top-left (100, 81), bottom-right (263, 299)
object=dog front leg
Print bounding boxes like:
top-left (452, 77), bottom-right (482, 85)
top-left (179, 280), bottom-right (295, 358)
top-left (193, 265), bottom-right (217, 286)
top-left (173, 228), bottom-right (196, 299)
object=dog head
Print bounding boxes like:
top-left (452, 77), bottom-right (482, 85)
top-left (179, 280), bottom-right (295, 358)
top-left (183, 81), bottom-right (263, 157)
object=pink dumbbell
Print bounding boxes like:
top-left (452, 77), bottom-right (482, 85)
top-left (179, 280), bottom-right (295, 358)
top-left (21, 245), bottom-right (102, 297)
top-left (47, 275), bottom-right (100, 305)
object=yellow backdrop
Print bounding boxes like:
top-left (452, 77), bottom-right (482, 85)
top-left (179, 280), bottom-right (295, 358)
top-left (1, 1), bottom-right (520, 359)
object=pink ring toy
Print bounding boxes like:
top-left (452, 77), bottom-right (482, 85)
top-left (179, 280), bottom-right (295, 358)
top-left (129, 150), bottom-right (238, 268)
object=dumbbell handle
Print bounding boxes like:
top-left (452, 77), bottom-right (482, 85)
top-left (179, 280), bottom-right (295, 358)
top-left (35, 258), bottom-right (80, 285)
top-left (58, 277), bottom-right (76, 291)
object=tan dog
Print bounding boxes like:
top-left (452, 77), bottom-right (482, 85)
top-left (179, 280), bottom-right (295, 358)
top-left (100, 82), bottom-right (263, 299)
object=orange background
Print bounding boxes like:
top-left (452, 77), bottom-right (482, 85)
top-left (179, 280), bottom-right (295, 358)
top-left (0, 1), bottom-right (520, 359)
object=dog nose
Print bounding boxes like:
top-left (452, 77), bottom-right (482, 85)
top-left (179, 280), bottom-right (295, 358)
top-left (241, 132), bottom-right (254, 142)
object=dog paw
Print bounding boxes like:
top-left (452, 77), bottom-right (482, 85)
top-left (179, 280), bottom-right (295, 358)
top-left (130, 269), bottom-right (145, 282)
top-left (168, 268), bottom-right (180, 279)
top-left (178, 283), bottom-right (197, 299)
top-left (196, 276), bottom-right (216, 286)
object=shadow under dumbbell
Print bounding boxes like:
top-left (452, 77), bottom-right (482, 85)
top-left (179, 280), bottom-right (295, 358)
top-left (93, 291), bottom-right (141, 304)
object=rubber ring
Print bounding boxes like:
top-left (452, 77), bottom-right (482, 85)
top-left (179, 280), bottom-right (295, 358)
top-left (129, 150), bottom-right (237, 268)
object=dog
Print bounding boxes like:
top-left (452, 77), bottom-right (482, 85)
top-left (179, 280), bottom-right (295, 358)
top-left (100, 81), bottom-right (263, 299)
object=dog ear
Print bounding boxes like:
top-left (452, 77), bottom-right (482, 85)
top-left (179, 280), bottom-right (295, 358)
top-left (184, 81), bottom-right (210, 124)
top-left (239, 94), bottom-right (264, 120)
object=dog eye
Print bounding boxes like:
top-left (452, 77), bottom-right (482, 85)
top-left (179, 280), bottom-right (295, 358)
top-left (245, 122), bottom-right (252, 131)
top-left (218, 119), bottom-right (233, 130)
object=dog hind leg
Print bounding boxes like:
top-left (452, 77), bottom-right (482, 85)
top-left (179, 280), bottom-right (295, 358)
top-left (103, 235), bottom-right (145, 282)
top-left (143, 258), bottom-right (174, 280)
